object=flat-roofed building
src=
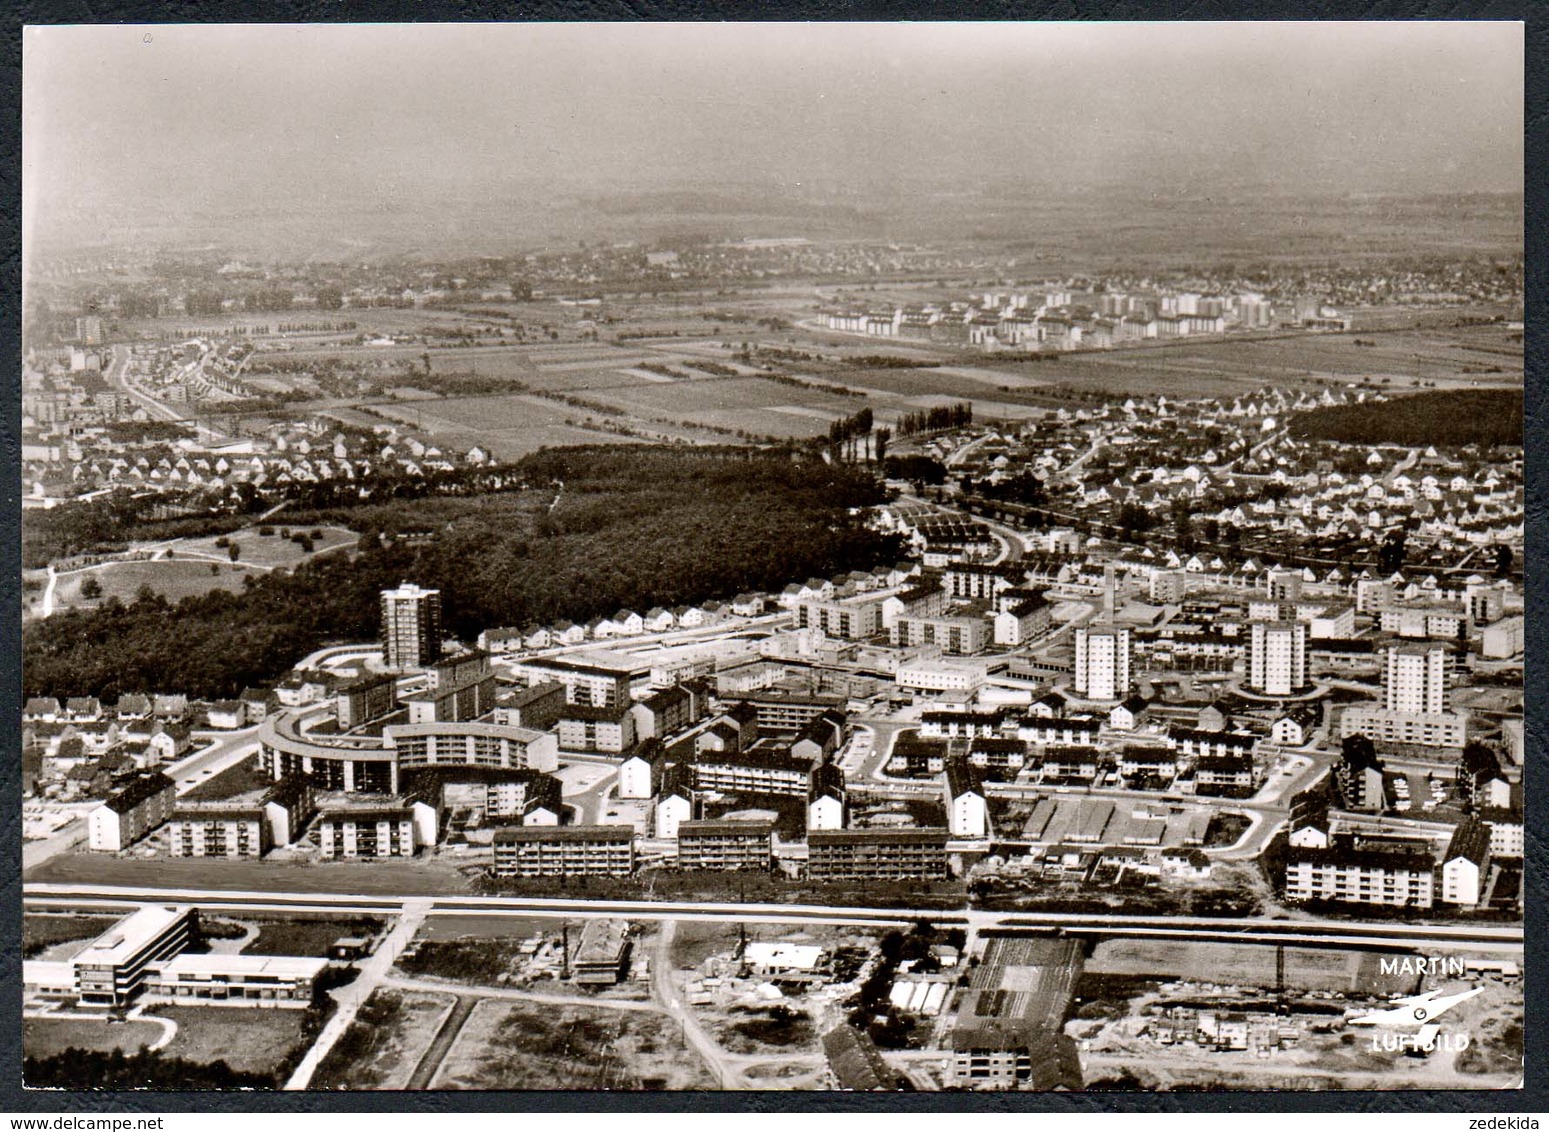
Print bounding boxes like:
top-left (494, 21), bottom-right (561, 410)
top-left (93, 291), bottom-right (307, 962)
top-left (145, 954), bottom-right (329, 1006)
top-left (1074, 626), bottom-right (1131, 701)
top-left (403, 650), bottom-right (496, 725)
top-left (676, 819), bottom-right (775, 870)
top-left (571, 918), bottom-right (632, 985)
top-left (1481, 616), bottom-right (1525, 659)
top-left (381, 582), bottom-right (441, 670)
top-left (1338, 705), bottom-right (1469, 750)
top-left (797, 595), bottom-right (887, 640)
top-left (1377, 602), bottom-right (1466, 641)
top-left (386, 721), bottom-right (559, 773)
top-left (896, 658), bottom-right (992, 694)
top-left (513, 651), bottom-right (641, 709)
top-left (692, 744), bottom-right (813, 797)
top-left (942, 563), bottom-right (1020, 601)
top-left (729, 690), bottom-right (848, 734)
top-left (492, 825), bottom-right (636, 877)
top-left (556, 705), bottom-right (637, 754)
top-left (807, 828), bottom-right (950, 881)
top-left (424, 766), bottom-right (562, 824)
top-left (1248, 620), bottom-right (1307, 696)
top-left (1384, 642), bottom-right (1450, 715)
top-left (72, 905), bottom-right (197, 1008)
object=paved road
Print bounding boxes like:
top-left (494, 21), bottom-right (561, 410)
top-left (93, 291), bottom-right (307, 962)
top-left (284, 898), bottom-right (432, 1090)
top-left (652, 920), bottom-right (744, 1089)
top-left (25, 884), bottom-right (1524, 951)
top-left (166, 727), bottom-right (263, 794)
top-left (106, 344), bottom-right (189, 424)
top-left (38, 567), bottom-right (58, 618)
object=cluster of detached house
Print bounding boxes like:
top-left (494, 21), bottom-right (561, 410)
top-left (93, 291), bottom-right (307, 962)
top-left (943, 385), bottom-right (1522, 568)
top-left (22, 694), bottom-right (196, 802)
top-left (478, 563), bottom-right (921, 655)
top-left (22, 416), bottom-right (495, 506)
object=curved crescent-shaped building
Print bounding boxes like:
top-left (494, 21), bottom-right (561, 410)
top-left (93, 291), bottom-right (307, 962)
top-left (258, 710), bottom-right (399, 793)
top-left (258, 710), bottom-right (560, 793)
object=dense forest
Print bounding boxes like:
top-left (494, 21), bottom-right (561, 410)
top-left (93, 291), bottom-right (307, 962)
top-left (1289, 387), bottom-right (1523, 447)
top-left (23, 447), bottom-right (902, 701)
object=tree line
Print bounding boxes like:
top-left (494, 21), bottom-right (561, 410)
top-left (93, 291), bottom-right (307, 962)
top-left (23, 447), bottom-right (903, 701)
top-left (895, 402), bottom-right (973, 437)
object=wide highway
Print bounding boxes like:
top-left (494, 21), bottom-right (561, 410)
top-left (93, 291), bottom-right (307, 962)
top-left (23, 883), bottom-right (1524, 952)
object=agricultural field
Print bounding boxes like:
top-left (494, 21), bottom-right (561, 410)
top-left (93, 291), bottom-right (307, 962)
top-left (1085, 939), bottom-right (1424, 997)
top-left (964, 325), bottom-right (1523, 400)
top-left (311, 989), bottom-right (455, 1091)
top-left (429, 999), bottom-right (715, 1090)
top-left (583, 375), bottom-right (863, 438)
top-left (365, 394), bottom-right (655, 459)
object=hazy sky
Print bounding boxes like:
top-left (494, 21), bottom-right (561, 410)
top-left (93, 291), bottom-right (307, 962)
top-left (24, 21), bottom-right (1523, 236)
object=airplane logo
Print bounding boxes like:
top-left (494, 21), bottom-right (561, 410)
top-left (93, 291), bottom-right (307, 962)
top-left (1348, 986), bottom-right (1484, 1028)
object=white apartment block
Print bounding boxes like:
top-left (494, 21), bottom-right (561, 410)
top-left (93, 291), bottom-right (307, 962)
top-left (1248, 620), bottom-right (1306, 696)
top-left (1384, 643), bottom-right (1449, 715)
top-left (1074, 626), bottom-right (1131, 701)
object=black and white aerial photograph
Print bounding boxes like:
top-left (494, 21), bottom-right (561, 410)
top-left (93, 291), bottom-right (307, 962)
top-left (18, 20), bottom-right (1525, 1095)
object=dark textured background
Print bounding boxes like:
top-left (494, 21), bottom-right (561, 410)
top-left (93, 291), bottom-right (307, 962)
top-left (0, 0), bottom-right (1539, 1114)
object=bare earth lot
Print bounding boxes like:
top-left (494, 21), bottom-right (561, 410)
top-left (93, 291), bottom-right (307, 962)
top-left (311, 988), bottom-right (454, 1091)
top-left (430, 998), bottom-right (715, 1090)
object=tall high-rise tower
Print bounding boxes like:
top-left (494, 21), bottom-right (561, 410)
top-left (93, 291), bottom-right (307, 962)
top-left (380, 582), bottom-right (442, 670)
top-left (1075, 625), bottom-right (1132, 701)
top-left (1248, 620), bottom-right (1307, 696)
top-left (1384, 642), bottom-right (1449, 715)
